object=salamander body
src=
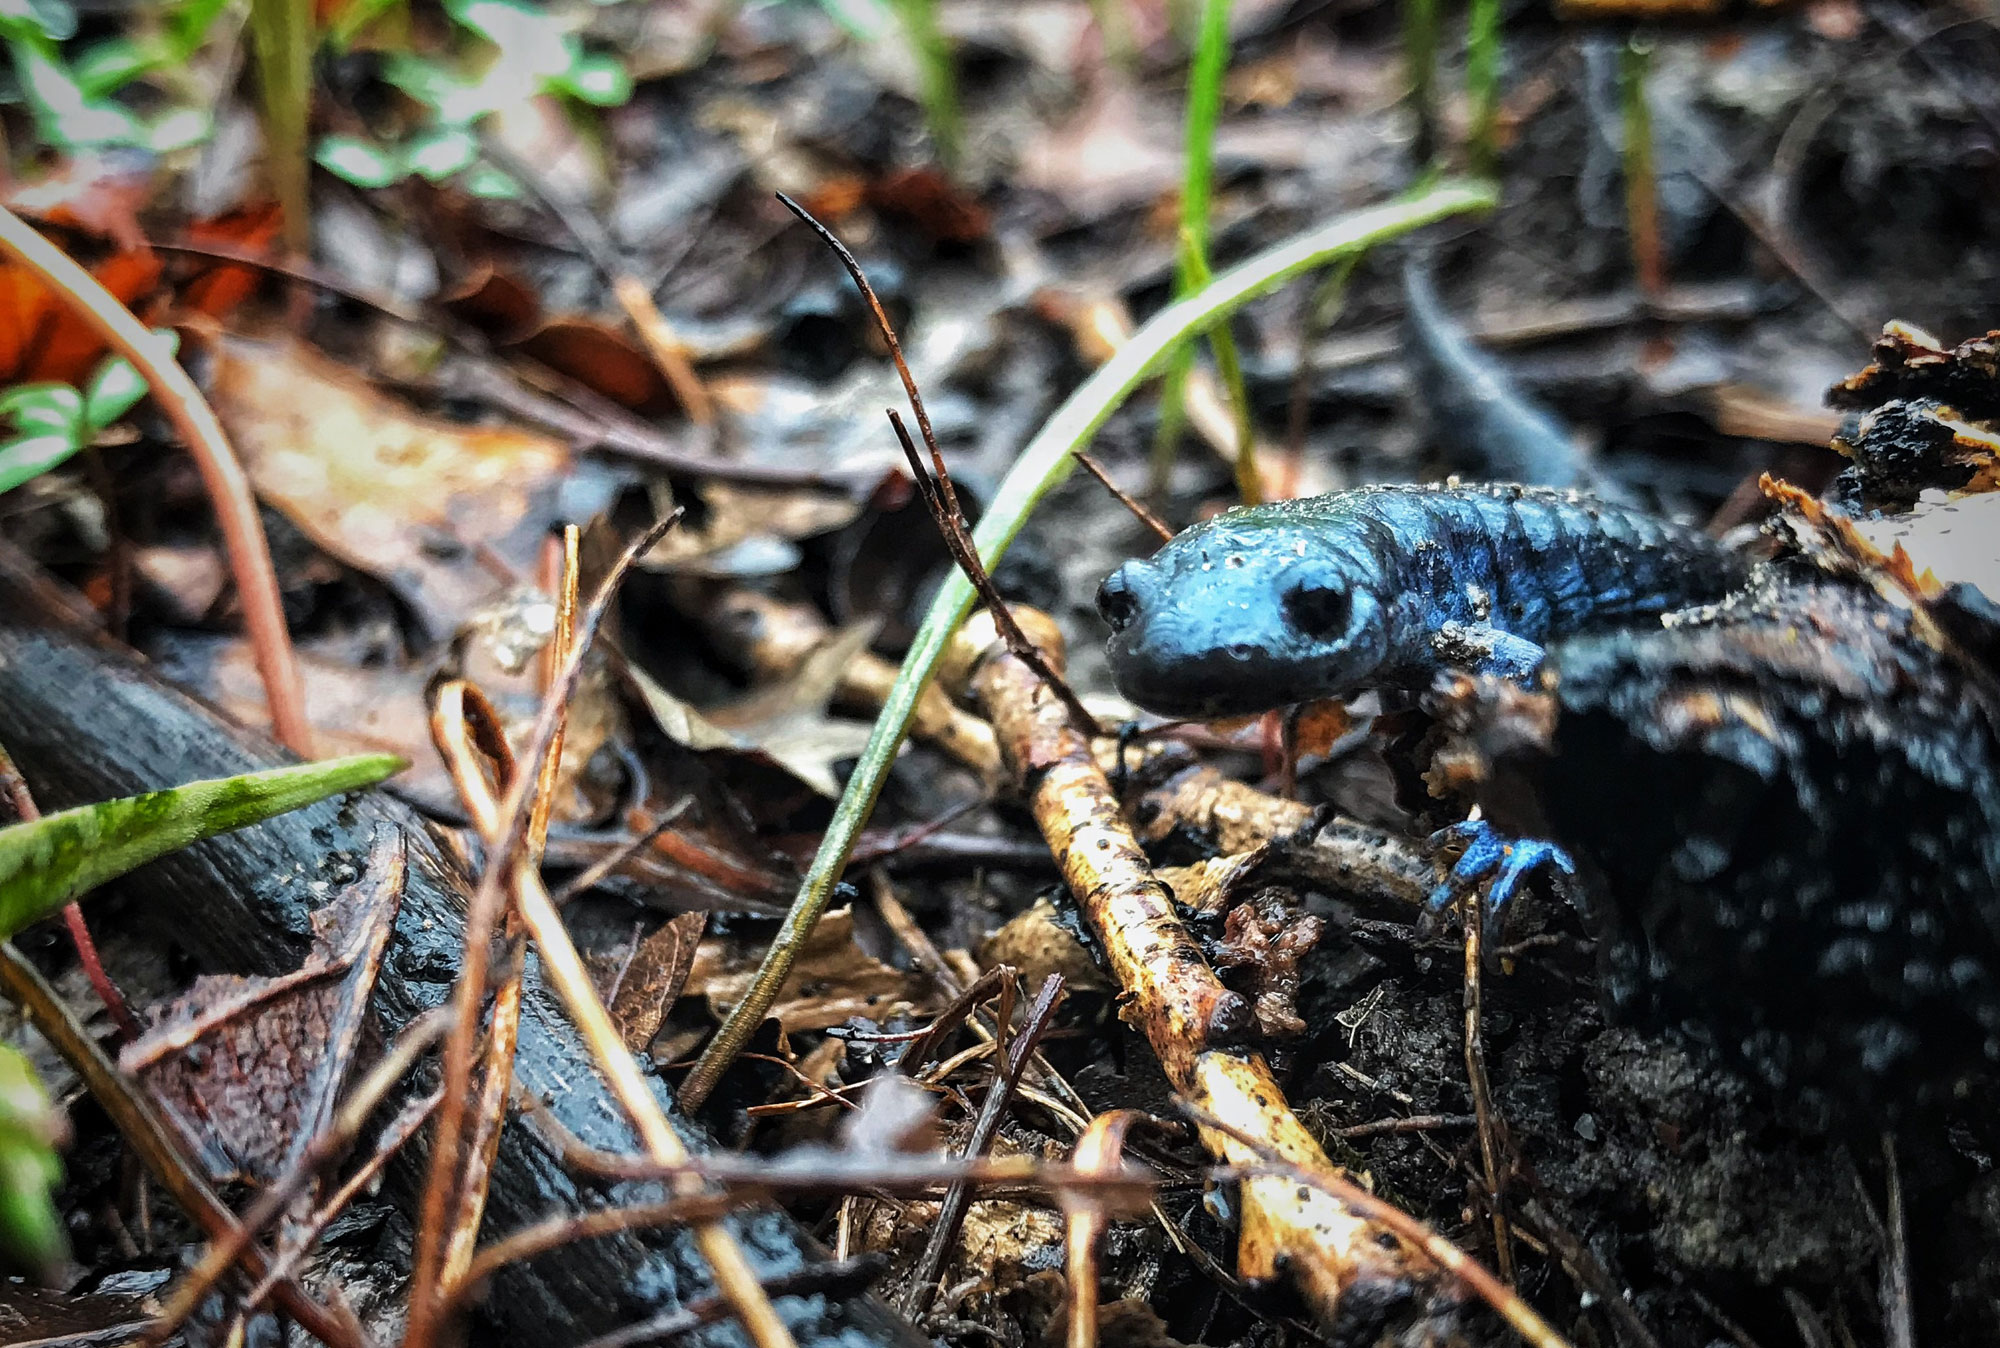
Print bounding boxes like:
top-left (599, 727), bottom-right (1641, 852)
top-left (1097, 483), bottom-right (1746, 718)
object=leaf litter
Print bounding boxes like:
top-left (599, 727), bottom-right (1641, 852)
top-left (3, 3), bottom-right (2000, 1346)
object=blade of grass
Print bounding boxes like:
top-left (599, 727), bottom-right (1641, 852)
top-left (1466, 0), bottom-right (1501, 176)
top-left (1177, 231), bottom-right (1260, 505)
top-left (1620, 37), bottom-right (1664, 297)
top-left (892, 0), bottom-right (960, 170)
top-left (0, 755), bottom-right (402, 937)
top-left (247, 0), bottom-right (313, 257)
top-left (1151, 0), bottom-right (1235, 500)
top-left (680, 178), bottom-right (1497, 1108)
top-left (1402, 0), bottom-right (1440, 164)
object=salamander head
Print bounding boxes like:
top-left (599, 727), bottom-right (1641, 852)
top-left (1096, 512), bottom-right (1389, 718)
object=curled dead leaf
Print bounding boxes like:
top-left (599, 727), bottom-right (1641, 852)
top-left (686, 906), bottom-right (915, 1032)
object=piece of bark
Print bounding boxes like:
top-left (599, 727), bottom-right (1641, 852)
top-left (0, 614), bottom-right (924, 1348)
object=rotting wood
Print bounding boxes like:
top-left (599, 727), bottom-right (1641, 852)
top-left (944, 608), bottom-right (1453, 1327)
top-left (0, 606), bottom-right (928, 1348)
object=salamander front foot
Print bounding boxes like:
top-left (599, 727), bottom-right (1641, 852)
top-left (1425, 818), bottom-right (1576, 935)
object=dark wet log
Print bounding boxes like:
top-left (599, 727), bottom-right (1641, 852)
top-left (0, 605), bottom-right (922, 1347)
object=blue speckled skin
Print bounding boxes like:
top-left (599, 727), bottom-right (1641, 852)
top-left (1097, 483), bottom-right (1746, 719)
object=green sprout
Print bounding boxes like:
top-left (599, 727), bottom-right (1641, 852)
top-left (316, 0), bottom-right (635, 198)
top-left (0, 337), bottom-right (163, 496)
top-left (0, 0), bottom-right (223, 154)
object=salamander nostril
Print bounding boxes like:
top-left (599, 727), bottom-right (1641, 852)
top-left (1097, 569), bottom-right (1142, 633)
top-left (1283, 580), bottom-right (1351, 641)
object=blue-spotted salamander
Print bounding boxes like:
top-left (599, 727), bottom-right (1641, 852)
top-left (1097, 483), bottom-right (1746, 719)
top-left (1096, 483), bottom-right (1748, 916)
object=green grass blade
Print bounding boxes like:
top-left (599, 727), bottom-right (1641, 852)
top-left (1402, 0), bottom-right (1439, 163)
top-left (1178, 230), bottom-right (1260, 504)
top-left (681, 179), bottom-right (1498, 1107)
top-left (892, 0), bottom-right (960, 169)
top-left (1153, 0), bottom-right (1235, 498)
top-left (248, 0), bottom-right (314, 255)
top-left (0, 753), bottom-right (403, 939)
top-left (0, 1043), bottom-right (63, 1279)
top-left (1466, 0), bottom-right (1500, 176)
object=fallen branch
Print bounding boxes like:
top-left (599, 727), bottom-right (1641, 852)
top-left (943, 608), bottom-right (1442, 1327)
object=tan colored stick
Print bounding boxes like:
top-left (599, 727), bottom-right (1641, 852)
top-left (947, 609), bottom-right (1433, 1324)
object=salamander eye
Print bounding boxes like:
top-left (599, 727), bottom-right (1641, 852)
top-left (1097, 568), bottom-right (1143, 633)
top-left (1283, 580), bottom-right (1351, 641)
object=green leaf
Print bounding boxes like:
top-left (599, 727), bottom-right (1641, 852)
top-left (314, 134), bottom-right (406, 188)
top-left (404, 125), bottom-right (477, 181)
top-left (71, 37), bottom-right (155, 97)
top-left (0, 0), bottom-right (75, 43)
top-left (0, 432), bottom-right (82, 493)
top-left (167, 0), bottom-right (233, 60)
top-left (463, 163), bottom-right (520, 199)
top-left (144, 104), bottom-right (212, 154)
top-left (0, 754), bottom-right (404, 939)
top-left (553, 51), bottom-right (630, 106)
top-left (0, 383), bottom-right (82, 437)
top-left (0, 1044), bottom-right (63, 1280)
top-left (82, 357), bottom-right (146, 431)
top-left (12, 45), bottom-right (143, 147)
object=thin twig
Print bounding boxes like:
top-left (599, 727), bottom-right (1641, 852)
top-left (1464, 906), bottom-right (1515, 1282)
top-left (889, 410), bottom-right (1100, 736)
top-left (240, 1087), bottom-right (443, 1318)
top-left (902, 975), bottom-right (1067, 1318)
top-left (1070, 452), bottom-right (1173, 544)
top-left (573, 1258), bottom-right (892, 1348)
top-left (1063, 1111), bottom-right (1150, 1348)
top-left (1335, 1113), bottom-right (1475, 1140)
top-left (406, 514), bottom-right (688, 1345)
top-left (428, 681), bottom-right (532, 1295)
top-left (0, 206), bottom-right (310, 754)
top-left (418, 521), bottom-right (796, 1348)
top-left (1882, 1130), bottom-right (1914, 1348)
top-left (548, 799), bottom-right (693, 907)
top-left (0, 742), bottom-right (139, 1040)
top-left (0, 944), bottom-right (365, 1348)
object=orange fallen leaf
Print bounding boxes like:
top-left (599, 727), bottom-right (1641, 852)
top-left (0, 244), bottom-right (161, 386)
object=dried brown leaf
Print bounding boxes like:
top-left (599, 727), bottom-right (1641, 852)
top-left (688, 906), bottom-right (914, 1032)
top-left (120, 836), bottom-right (404, 1187)
top-left (210, 335), bottom-right (571, 638)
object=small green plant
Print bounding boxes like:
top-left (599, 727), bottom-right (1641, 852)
top-left (0, 341), bottom-right (160, 496)
top-left (1400, 0), bottom-right (1439, 162)
top-left (0, 1043), bottom-right (63, 1281)
top-left (0, 0), bottom-right (224, 154)
top-left (0, 751), bottom-right (402, 1278)
top-left (316, 0), bottom-right (633, 198)
top-left (1620, 36), bottom-right (1662, 295)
